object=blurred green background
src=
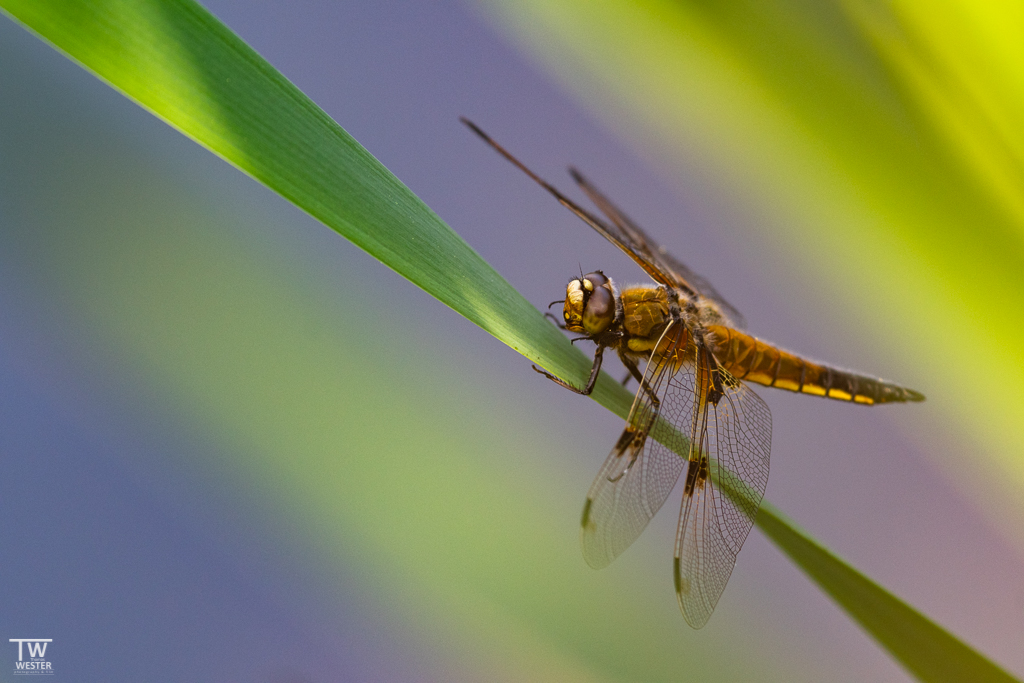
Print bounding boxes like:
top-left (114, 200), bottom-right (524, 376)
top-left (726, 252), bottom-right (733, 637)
top-left (1, 1), bottom-right (1021, 681)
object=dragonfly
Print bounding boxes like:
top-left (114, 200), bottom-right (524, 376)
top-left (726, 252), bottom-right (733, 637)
top-left (462, 118), bottom-right (925, 629)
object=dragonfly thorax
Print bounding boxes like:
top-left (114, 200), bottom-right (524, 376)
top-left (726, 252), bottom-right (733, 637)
top-left (563, 271), bottom-right (616, 336)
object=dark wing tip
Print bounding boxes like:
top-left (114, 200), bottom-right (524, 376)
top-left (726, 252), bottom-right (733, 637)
top-left (906, 388), bottom-right (926, 402)
top-left (581, 497), bottom-right (594, 528)
top-left (460, 116), bottom-right (487, 139)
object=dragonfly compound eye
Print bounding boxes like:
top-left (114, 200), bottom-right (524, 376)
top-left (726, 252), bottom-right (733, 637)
top-left (581, 272), bottom-right (614, 335)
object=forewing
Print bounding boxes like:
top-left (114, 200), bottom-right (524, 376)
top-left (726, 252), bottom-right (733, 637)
top-left (570, 168), bottom-right (746, 328)
top-left (580, 331), bottom-right (695, 569)
top-left (673, 360), bottom-right (772, 628)
top-left (460, 119), bottom-right (697, 301)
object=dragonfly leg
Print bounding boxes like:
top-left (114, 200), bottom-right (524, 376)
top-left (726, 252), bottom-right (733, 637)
top-left (606, 425), bottom-right (645, 482)
top-left (608, 450), bottom-right (639, 482)
top-left (543, 311), bottom-right (567, 330)
top-left (617, 349), bottom-right (660, 409)
top-left (532, 344), bottom-right (605, 395)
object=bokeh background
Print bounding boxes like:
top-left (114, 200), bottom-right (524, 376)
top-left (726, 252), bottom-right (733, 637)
top-left (2, 1), bottom-right (1022, 681)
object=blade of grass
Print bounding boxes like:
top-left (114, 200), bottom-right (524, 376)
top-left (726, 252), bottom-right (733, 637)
top-left (0, 1), bottom-right (1015, 681)
top-left (757, 504), bottom-right (1018, 683)
top-left (1, 0), bottom-right (618, 415)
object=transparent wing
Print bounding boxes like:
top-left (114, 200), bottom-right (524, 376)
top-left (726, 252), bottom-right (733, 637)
top-left (580, 326), bottom-right (695, 568)
top-left (569, 168), bottom-right (746, 328)
top-left (461, 119), bottom-right (729, 316)
top-left (673, 351), bottom-right (772, 628)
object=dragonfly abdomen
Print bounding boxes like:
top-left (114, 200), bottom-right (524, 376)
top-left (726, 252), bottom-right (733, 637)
top-left (706, 325), bottom-right (924, 405)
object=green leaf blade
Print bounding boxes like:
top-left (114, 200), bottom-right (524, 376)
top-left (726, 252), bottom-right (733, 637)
top-left (757, 504), bottom-right (1018, 683)
top-left (1, 0), bottom-right (578, 379)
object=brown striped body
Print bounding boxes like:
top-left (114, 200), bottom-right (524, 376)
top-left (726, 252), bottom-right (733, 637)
top-left (612, 285), bottom-right (922, 406)
top-left (705, 325), bottom-right (923, 405)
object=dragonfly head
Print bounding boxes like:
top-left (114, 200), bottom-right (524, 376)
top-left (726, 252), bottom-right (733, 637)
top-left (564, 271), bottom-right (615, 336)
